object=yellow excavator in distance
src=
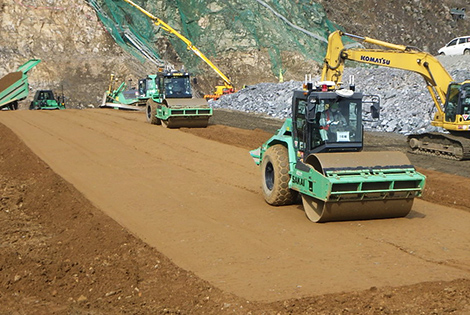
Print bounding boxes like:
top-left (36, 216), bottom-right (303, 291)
top-left (122, 0), bottom-right (236, 100)
top-left (323, 30), bottom-right (470, 160)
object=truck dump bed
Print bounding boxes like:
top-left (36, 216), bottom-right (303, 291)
top-left (0, 59), bottom-right (41, 110)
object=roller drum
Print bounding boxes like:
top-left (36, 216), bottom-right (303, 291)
top-left (162, 117), bottom-right (210, 128)
top-left (302, 194), bottom-right (414, 223)
top-left (162, 98), bottom-right (211, 128)
top-left (301, 151), bottom-right (422, 223)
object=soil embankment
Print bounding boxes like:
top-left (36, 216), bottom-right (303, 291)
top-left (1, 109), bottom-right (470, 313)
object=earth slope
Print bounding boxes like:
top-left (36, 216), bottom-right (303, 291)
top-left (1, 109), bottom-right (470, 313)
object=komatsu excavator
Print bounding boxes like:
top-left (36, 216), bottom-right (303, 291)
top-left (323, 30), bottom-right (470, 160)
top-left (250, 31), bottom-right (427, 223)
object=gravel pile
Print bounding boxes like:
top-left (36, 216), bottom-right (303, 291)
top-left (210, 55), bottom-right (470, 135)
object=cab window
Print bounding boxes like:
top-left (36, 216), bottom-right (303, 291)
top-left (295, 100), bottom-right (307, 151)
top-left (448, 39), bottom-right (458, 47)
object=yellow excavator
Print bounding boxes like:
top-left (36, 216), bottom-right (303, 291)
top-left (122, 0), bottom-right (236, 100)
top-left (323, 30), bottom-right (470, 160)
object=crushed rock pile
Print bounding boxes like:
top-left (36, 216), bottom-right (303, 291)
top-left (210, 55), bottom-right (470, 135)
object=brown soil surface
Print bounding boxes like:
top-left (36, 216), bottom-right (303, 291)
top-left (1, 109), bottom-right (470, 314)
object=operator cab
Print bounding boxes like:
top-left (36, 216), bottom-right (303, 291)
top-left (292, 83), bottom-right (379, 158)
top-left (138, 71), bottom-right (193, 99)
top-left (138, 74), bottom-right (158, 98)
top-left (160, 72), bottom-right (192, 99)
top-left (444, 82), bottom-right (470, 123)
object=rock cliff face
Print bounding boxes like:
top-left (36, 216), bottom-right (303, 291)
top-left (318, 0), bottom-right (470, 53)
top-left (0, 0), bottom-right (468, 108)
top-left (1, 0), bottom-right (142, 107)
top-left (94, 0), bottom-right (331, 94)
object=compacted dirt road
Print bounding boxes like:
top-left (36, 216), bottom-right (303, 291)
top-left (2, 109), bottom-right (470, 314)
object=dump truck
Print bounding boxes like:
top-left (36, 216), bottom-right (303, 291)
top-left (29, 90), bottom-right (66, 110)
top-left (0, 59), bottom-right (41, 110)
top-left (145, 68), bottom-right (212, 128)
top-left (250, 32), bottom-right (428, 223)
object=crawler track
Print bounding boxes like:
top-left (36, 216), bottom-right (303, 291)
top-left (408, 132), bottom-right (470, 160)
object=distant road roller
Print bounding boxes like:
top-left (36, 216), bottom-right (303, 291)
top-left (145, 69), bottom-right (212, 128)
top-left (250, 80), bottom-right (425, 223)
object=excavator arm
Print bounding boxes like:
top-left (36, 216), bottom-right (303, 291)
top-left (321, 30), bottom-right (454, 116)
top-left (122, 0), bottom-right (234, 91)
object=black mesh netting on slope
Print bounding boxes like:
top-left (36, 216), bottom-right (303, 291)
top-left (89, 0), bottom-right (345, 78)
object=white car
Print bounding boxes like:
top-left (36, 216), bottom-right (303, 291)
top-left (438, 36), bottom-right (470, 55)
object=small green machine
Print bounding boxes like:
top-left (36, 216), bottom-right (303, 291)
top-left (0, 59), bottom-right (41, 110)
top-left (101, 74), bottom-right (150, 110)
top-left (250, 81), bottom-right (426, 223)
top-left (29, 90), bottom-right (66, 110)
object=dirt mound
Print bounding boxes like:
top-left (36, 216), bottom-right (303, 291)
top-left (1, 110), bottom-right (470, 314)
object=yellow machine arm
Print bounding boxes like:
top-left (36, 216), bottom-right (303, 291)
top-left (321, 30), bottom-right (454, 117)
top-left (122, 0), bottom-right (233, 89)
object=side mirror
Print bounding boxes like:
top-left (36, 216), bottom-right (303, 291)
top-left (364, 94), bottom-right (381, 119)
top-left (371, 103), bottom-right (380, 119)
top-left (192, 77), bottom-right (198, 85)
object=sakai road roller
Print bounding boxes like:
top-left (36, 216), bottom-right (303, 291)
top-left (250, 80), bottom-right (426, 223)
top-left (145, 69), bottom-right (212, 128)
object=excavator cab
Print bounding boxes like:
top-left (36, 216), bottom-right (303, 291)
top-left (444, 82), bottom-right (470, 123)
top-left (138, 74), bottom-right (158, 99)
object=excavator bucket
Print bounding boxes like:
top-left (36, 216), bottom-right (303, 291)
top-left (297, 151), bottom-right (425, 222)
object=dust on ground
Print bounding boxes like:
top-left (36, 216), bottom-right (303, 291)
top-left (1, 109), bottom-right (470, 314)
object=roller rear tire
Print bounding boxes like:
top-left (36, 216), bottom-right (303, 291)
top-left (260, 144), bottom-right (298, 205)
top-left (146, 100), bottom-right (161, 125)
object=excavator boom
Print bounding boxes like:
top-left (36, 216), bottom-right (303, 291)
top-left (122, 0), bottom-right (234, 95)
top-left (322, 31), bottom-right (453, 115)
